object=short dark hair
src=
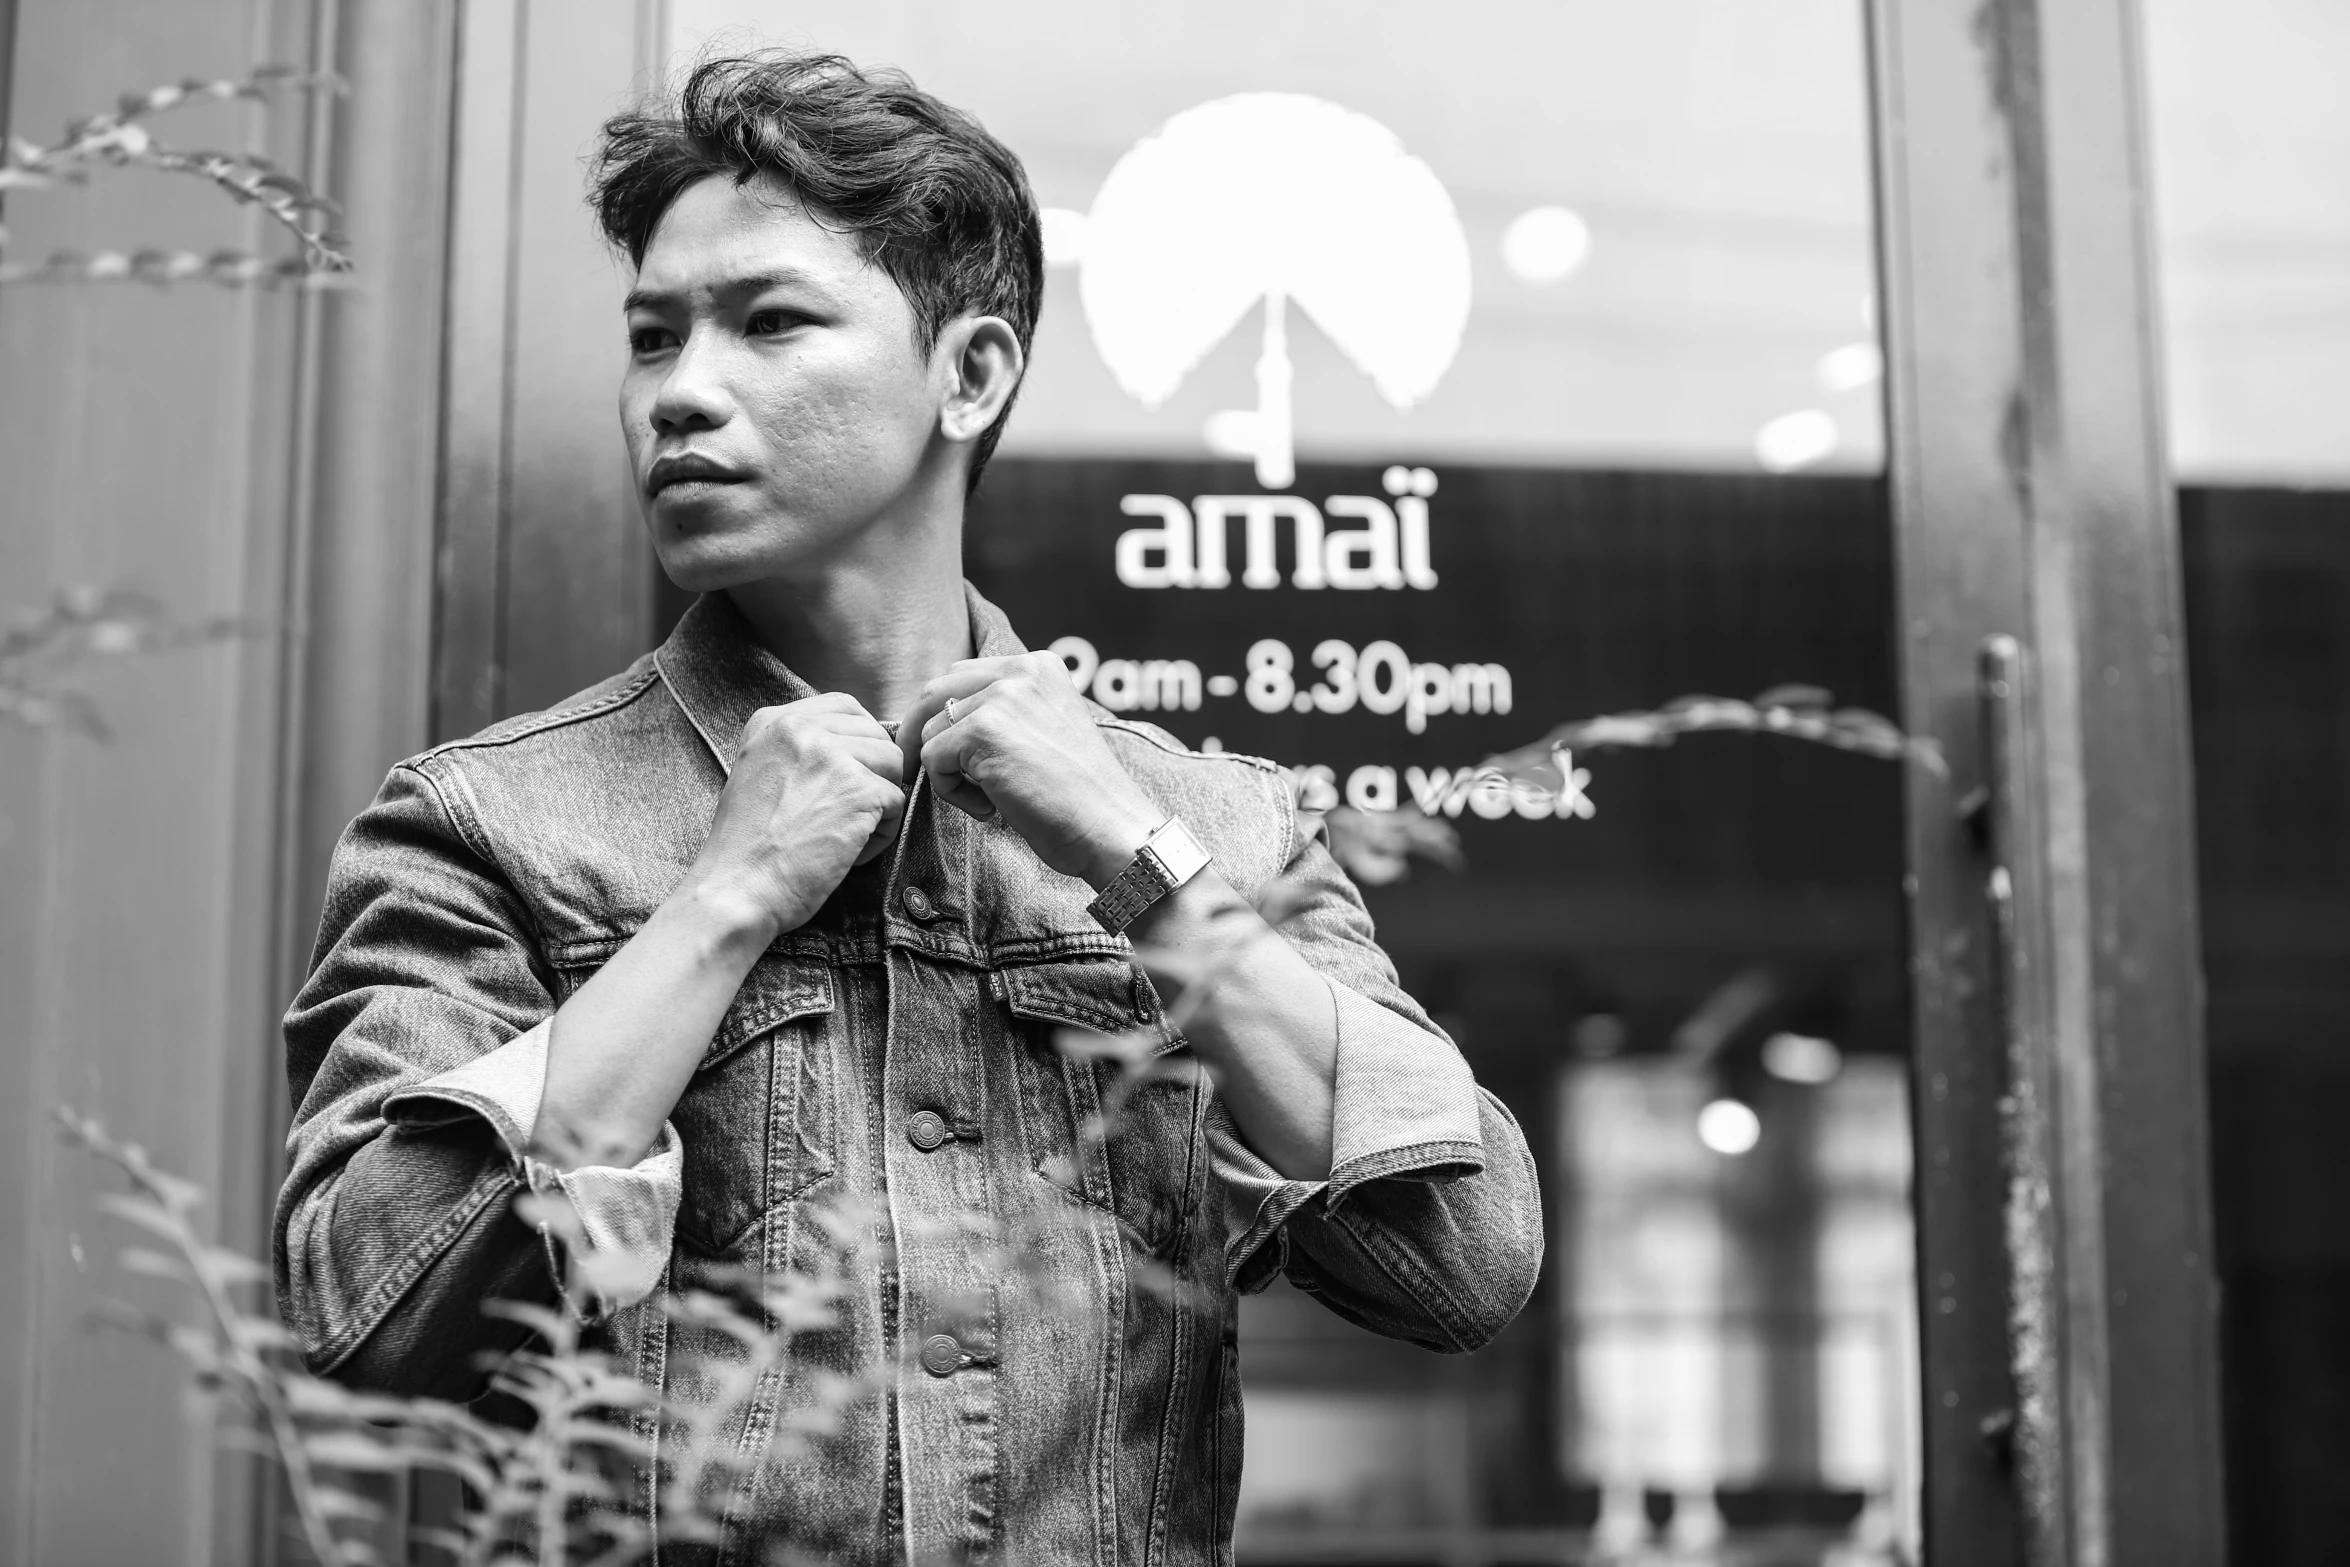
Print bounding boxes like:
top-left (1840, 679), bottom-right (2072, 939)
top-left (592, 52), bottom-right (1044, 488)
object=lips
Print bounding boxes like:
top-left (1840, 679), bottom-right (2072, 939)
top-left (646, 453), bottom-right (750, 497)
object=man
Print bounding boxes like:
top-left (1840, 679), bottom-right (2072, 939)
top-left (277, 52), bottom-right (1541, 1564)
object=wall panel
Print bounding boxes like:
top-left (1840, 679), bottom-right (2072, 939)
top-left (0, 2), bottom-right (457, 1559)
top-left (436, 0), bottom-right (665, 737)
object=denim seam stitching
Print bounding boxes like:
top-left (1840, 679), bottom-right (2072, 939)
top-left (1326, 1138), bottom-right (1485, 1209)
top-left (653, 643), bottom-right (732, 769)
top-left (418, 663), bottom-right (661, 759)
top-left (1095, 716), bottom-right (1285, 780)
top-left (311, 1160), bottom-right (515, 1373)
top-left (1139, 1151), bottom-right (1202, 1567)
top-left (707, 989), bottom-right (834, 1066)
top-left (1224, 1180), bottom-right (1323, 1288)
top-left (1331, 1202), bottom-right (1479, 1352)
top-left (988, 934), bottom-right (1133, 965)
top-left (399, 760), bottom-right (496, 872)
top-left (1272, 764), bottom-right (1300, 870)
top-left (409, 761), bottom-right (560, 963)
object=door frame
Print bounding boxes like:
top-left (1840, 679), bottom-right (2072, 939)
top-left (415, 1), bottom-right (2232, 1560)
top-left (1870, 0), bottom-right (2224, 1561)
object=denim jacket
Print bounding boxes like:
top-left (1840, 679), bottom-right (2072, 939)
top-left (277, 586), bottom-right (1543, 1565)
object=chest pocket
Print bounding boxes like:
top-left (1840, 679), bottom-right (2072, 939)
top-left (558, 950), bottom-right (838, 1258)
top-left (1002, 957), bottom-right (1208, 1260)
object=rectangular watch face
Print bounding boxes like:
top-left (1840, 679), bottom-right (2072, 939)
top-left (1145, 820), bottom-right (1214, 886)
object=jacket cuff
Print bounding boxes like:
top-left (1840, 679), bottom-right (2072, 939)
top-left (1323, 981), bottom-right (1484, 1201)
top-left (1210, 980), bottom-right (1487, 1292)
top-left (1206, 1103), bottom-right (1327, 1294)
top-left (382, 1020), bottom-right (681, 1313)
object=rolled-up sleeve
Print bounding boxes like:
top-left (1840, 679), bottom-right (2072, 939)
top-left (384, 1018), bottom-right (682, 1315)
top-left (1209, 806), bottom-right (1544, 1351)
top-left (275, 761), bottom-right (676, 1399)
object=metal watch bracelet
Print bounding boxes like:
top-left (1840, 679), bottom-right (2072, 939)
top-left (1086, 817), bottom-right (1211, 935)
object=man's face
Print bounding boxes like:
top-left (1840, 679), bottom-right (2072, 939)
top-left (620, 173), bottom-right (943, 590)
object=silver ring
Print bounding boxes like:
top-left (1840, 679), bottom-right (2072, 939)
top-left (944, 695), bottom-right (962, 726)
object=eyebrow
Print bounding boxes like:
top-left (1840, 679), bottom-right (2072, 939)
top-left (622, 268), bottom-right (826, 316)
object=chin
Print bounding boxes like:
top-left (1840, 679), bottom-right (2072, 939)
top-left (654, 533), bottom-right (784, 595)
top-left (647, 499), bottom-right (834, 594)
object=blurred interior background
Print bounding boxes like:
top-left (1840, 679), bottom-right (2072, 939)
top-left (2, 1), bottom-right (2345, 1563)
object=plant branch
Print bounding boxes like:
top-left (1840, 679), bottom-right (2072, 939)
top-left (1312, 685), bottom-right (1944, 888)
top-left (56, 1109), bottom-right (357, 1567)
top-left (1, 586), bottom-right (249, 739)
top-left (1487, 683), bottom-right (1946, 783)
top-left (1, 67), bottom-right (351, 272)
top-left (1, 246), bottom-right (355, 289)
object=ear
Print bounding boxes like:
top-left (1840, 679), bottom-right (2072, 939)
top-left (935, 315), bottom-right (1025, 446)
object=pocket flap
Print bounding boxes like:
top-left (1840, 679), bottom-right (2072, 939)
top-left (707, 955), bottom-right (835, 1067)
top-left (1001, 957), bottom-right (1181, 1055)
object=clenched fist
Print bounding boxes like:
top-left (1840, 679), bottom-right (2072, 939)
top-left (899, 652), bottom-right (1166, 887)
top-left (680, 693), bottom-right (905, 942)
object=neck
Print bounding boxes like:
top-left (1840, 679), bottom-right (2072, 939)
top-left (724, 498), bottom-right (973, 724)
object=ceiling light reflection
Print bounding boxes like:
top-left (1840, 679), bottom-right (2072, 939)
top-left (1817, 341), bottom-right (1883, 392)
top-left (1501, 205), bottom-right (1592, 284)
top-left (1762, 1031), bottom-right (1843, 1085)
top-left (1754, 409), bottom-right (1838, 472)
top-left (1697, 1098), bottom-right (1762, 1156)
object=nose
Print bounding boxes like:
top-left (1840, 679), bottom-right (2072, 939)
top-left (649, 327), bottom-right (735, 436)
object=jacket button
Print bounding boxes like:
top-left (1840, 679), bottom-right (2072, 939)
top-left (900, 884), bottom-right (936, 921)
top-left (907, 1110), bottom-right (949, 1151)
top-left (920, 1333), bottom-right (965, 1377)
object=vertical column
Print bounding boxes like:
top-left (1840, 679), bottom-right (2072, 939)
top-left (434, 0), bottom-right (664, 735)
top-left (1867, 0), bottom-right (2225, 1562)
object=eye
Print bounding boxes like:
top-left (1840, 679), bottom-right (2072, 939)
top-left (628, 325), bottom-right (676, 355)
top-left (746, 308), bottom-right (796, 337)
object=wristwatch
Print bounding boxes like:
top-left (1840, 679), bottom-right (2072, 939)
top-left (1086, 817), bottom-right (1212, 935)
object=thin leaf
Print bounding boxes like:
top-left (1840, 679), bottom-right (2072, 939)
top-left (93, 1192), bottom-right (188, 1243)
top-left (300, 1431), bottom-right (408, 1473)
top-left (116, 1245), bottom-right (194, 1282)
top-left (306, 1484), bottom-right (385, 1523)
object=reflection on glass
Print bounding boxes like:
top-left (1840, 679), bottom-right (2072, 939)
top-left (666, 6), bottom-right (1916, 1562)
top-left (1075, 92), bottom-right (1472, 489)
top-left (671, 0), bottom-right (1885, 474)
top-left (2148, 4), bottom-right (2350, 1555)
top-left (2144, 0), bottom-right (2350, 483)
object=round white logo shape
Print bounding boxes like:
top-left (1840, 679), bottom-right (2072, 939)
top-left (1078, 94), bottom-right (1472, 489)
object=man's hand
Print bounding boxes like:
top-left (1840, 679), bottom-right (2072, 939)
top-left (900, 653), bottom-right (1164, 887)
top-left (679, 693), bottom-right (905, 942)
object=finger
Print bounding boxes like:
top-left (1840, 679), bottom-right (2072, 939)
top-left (739, 695), bottom-right (879, 758)
top-left (919, 721), bottom-right (1000, 822)
top-left (917, 681), bottom-right (1006, 748)
top-left (854, 777), bottom-right (909, 864)
top-left (772, 691), bottom-right (869, 720)
top-left (897, 658), bottom-right (1027, 782)
top-left (932, 774), bottom-right (998, 822)
top-left (835, 732), bottom-right (905, 785)
top-left (811, 707), bottom-right (892, 745)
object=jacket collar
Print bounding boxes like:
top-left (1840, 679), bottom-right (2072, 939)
top-left (654, 581), bottom-right (1029, 773)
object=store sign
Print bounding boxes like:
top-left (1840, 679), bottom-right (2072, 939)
top-left (985, 98), bottom-right (1597, 827)
top-left (1109, 466), bottom-right (1441, 592)
top-left (972, 458), bottom-right (1604, 834)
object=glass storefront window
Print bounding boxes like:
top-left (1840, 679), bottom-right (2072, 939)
top-left (663, 7), bottom-right (1916, 1559)
top-left (674, 0), bottom-right (1886, 474)
top-left (2145, 2), bottom-right (2350, 1558)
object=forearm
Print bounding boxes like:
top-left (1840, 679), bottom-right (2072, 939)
top-left (532, 883), bottom-right (772, 1169)
top-left (1125, 869), bottom-right (1338, 1180)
